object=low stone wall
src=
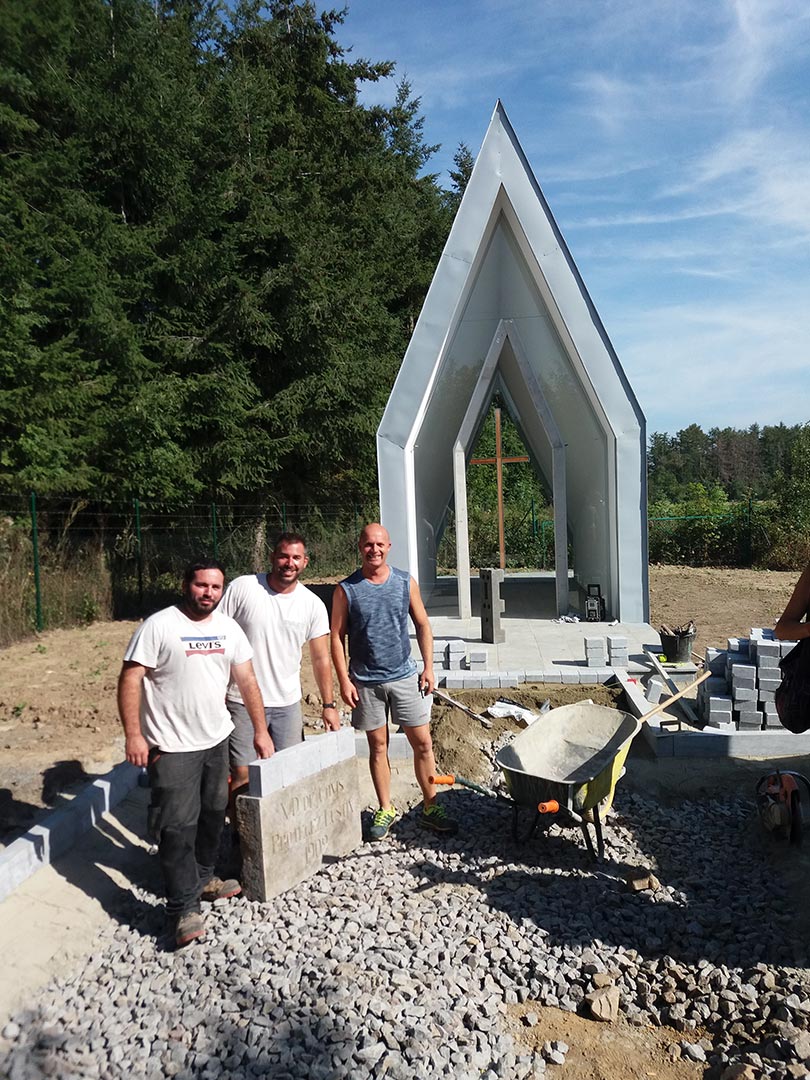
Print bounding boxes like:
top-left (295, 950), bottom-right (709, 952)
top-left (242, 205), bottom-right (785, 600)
top-left (0, 762), bottom-right (140, 904)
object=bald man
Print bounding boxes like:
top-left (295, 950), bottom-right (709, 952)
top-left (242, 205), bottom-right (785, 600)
top-left (330, 523), bottom-right (457, 840)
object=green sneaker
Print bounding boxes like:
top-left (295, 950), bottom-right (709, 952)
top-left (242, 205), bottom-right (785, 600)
top-left (420, 803), bottom-right (458, 835)
top-left (368, 805), bottom-right (398, 841)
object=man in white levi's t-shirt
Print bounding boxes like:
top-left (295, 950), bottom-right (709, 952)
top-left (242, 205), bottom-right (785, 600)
top-left (118, 560), bottom-right (272, 948)
top-left (219, 532), bottom-right (340, 817)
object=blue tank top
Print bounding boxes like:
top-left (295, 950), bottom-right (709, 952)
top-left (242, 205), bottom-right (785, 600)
top-left (341, 566), bottom-right (416, 684)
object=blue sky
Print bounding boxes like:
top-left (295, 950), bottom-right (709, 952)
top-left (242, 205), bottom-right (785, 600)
top-left (335, 0), bottom-right (810, 436)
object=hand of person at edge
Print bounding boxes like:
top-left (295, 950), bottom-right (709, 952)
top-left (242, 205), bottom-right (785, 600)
top-left (420, 669), bottom-right (435, 696)
top-left (322, 706), bottom-right (341, 731)
top-left (125, 733), bottom-right (150, 768)
top-left (339, 679), bottom-right (359, 709)
top-left (254, 731), bottom-right (274, 759)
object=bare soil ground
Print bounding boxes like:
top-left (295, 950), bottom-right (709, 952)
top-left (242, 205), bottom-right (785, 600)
top-left (506, 1004), bottom-right (703, 1080)
top-left (648, 564), bottom-right (797, 659)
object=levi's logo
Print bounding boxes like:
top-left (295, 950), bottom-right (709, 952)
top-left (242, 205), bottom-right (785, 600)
top-left (181, 635), bottom-right (226, 657)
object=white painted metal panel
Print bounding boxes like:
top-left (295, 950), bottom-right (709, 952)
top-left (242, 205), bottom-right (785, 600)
top-left (377, 102), bottom-right (648, 622)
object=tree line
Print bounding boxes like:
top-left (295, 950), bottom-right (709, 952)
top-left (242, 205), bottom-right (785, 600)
top-left (1, 0), bottom-right (474, 508)
top-left (648, 423), bottom-right (807, 503)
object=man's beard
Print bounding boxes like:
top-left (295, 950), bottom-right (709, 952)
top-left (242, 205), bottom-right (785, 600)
top-left (185, 595), bottom-right (219, 616)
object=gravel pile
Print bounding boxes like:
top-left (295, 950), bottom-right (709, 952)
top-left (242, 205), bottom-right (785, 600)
top-left (2, 786), bottom-right (809, 1080)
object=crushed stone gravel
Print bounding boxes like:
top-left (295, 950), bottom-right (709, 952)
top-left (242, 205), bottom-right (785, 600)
top-left (1, 785), bottom-right (809, 1080)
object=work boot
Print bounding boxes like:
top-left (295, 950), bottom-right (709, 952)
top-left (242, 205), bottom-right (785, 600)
top-left (200, 876), bottom-right (242, 902)
top-left (175, 911), bottom-right (205, 948)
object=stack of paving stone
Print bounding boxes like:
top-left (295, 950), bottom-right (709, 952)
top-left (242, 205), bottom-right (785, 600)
top-left (584, 635), bottom-right (606, 668)
top-left (433, 638), bottom-right (466, 671)
top-left (433, 640), bottom-right (488, 672)
top-left (583, 635), bottom-right (628, 669)
top-left (608, 635), bottom-right (629, 668)
top-left (697, 628), bottom-right (793, 730)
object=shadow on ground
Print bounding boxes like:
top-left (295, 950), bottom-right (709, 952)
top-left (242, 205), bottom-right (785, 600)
top-left (399, 774), bottom-right (808, 972)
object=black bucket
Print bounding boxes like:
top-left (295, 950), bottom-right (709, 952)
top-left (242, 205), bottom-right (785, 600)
top-left (660, 632), bottom-right (695, 663)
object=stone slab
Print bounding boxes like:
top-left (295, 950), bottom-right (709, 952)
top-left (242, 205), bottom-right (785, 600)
top-left (238, 755), bottom-right (362, 902)
top-left (247, 729), bottom-right (355, 798)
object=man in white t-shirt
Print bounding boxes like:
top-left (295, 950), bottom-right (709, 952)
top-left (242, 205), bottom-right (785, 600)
top-left (118, 560), bottom-right (272, 948)
top-left (219, 533), bottom-right (340, 812)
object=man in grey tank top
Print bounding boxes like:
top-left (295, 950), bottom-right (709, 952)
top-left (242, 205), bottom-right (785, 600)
top-left (331, 523), bottom-right (457, 840)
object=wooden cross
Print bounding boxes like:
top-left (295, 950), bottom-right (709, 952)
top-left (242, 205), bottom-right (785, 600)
top-left (470, 407), bottom-right (529, 570)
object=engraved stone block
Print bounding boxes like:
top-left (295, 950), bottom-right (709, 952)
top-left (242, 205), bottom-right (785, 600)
top-left (238, 734), bottom-right (361, 901)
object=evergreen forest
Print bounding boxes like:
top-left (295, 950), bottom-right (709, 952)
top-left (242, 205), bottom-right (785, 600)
top-left (1, 0), bottom-right (467, 506)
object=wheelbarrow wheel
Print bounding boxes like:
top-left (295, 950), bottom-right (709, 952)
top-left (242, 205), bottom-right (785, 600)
top-left (511, 804), bottom-right (542, 844)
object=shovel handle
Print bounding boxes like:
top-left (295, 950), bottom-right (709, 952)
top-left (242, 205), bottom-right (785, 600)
top-left (643, 668), bottom-right (711, 722)
top-left (430, 775), bottom-right (455, 786)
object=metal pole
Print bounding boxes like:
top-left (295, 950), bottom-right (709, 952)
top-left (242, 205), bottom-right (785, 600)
top-left (531, 496), bottom-right (537, 539)
top-left (282, 502), bottom-right (287, 533)
top-left (134, 498), bottom-right (143, 607)
top-left (30, 491), bottom-right (43, 632)
top-left (495, 408), bottom-right (506, 570)
top-left (211, 502), bottom-right (218, 559)
top-left (748, 494), bottom-right (754, 566)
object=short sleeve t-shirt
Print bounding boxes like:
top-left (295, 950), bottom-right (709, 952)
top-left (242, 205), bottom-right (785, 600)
top-left (123, 605), bottom-right (252, 752)
top-left (218, 575), bottom-right (329, 707)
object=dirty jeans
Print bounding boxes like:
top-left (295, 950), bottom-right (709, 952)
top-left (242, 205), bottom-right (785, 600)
top-left (147, 736), bottom-right (229, 919)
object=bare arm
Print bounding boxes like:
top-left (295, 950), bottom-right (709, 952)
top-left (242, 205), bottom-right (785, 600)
top-left (231, 659), bottom-right (274, 758)
top-left (409, 577), bottom-right (435, 694)
top-left (309, 634), bottom-right (341, 731)
top-left (775, 562), bottom-right (810, 640)
top-left (117, 661), bottom-right (150, 767)
top-left (330, 584), bottom-right (359, 708)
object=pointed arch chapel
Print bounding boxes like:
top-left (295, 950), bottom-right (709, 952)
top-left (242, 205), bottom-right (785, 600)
top-left (377, 103), bottom-right (649, 623)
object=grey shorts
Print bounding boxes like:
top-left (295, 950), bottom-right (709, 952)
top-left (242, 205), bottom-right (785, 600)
top-left (227, 700), bottom-right (304, 766)
top-left (352, 675), bottom-right (431, 732)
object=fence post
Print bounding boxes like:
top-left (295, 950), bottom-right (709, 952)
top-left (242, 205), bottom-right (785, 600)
top-left (29, 490), bottom-right (43, 632)
top-left (540, 520), bottom-right (551, 571)
top-left (134, 497), bottom-right (143, 606)
top-left (281, 502), bottom-right (287, 532)
top-left (747, 494), bottom-right (754, 566)
top-left (211, 502), bottom-right (219, 559)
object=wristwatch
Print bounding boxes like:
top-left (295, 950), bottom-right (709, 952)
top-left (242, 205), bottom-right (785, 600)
top-left (321, 701), bottom-right (337, 710)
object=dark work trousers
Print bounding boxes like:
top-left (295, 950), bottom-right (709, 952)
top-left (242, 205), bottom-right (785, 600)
top-left (147, 736), bottom-right (229, 919)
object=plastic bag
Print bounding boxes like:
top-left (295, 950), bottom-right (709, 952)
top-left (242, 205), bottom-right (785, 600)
top-left (775, 638), bottom-right (810, 734)
top-left (486, 698), bottom-right (550, 726)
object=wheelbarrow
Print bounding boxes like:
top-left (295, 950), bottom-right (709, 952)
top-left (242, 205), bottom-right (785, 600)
top-left (433, 701), bottom-right (641, 859)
